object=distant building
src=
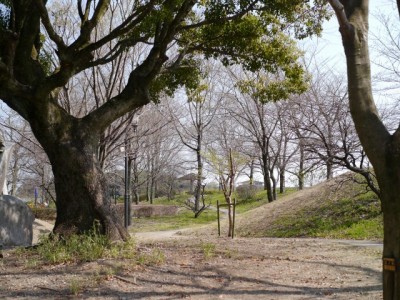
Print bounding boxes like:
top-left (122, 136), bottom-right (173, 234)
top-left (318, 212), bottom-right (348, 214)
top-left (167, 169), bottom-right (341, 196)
top-left (238, 180), bottom-right (264, 188)
top-left (177, 173), bottom-right (205, 193)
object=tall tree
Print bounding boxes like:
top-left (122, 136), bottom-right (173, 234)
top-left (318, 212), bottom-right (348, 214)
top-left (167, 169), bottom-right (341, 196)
top-left (328, 0), bottom-right (400, 298)
top-left (207, 115), bottom-right (247, 237)
top-left (170, 62), bottom-right (224, 215)
top-left (295, 68), bottom-right (379, 195)
top-left (228, 68), bottom-right (307, 201)
top-left (0, 0), bottom-right (326, 240)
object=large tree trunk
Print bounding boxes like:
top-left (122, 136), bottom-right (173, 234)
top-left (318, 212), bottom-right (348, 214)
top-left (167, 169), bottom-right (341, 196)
top-left (379, 170), bottom-right (400, 300)
top-left (31, 117), bottom-right (129, 241)
top-left (329, 0), bottom-right (399, 298)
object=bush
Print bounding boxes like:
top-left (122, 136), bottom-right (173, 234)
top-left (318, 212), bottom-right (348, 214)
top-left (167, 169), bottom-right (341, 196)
top-left (31, 207), bottom-right (57, 220)
top-left (236, 185), bottom-right (259, 201)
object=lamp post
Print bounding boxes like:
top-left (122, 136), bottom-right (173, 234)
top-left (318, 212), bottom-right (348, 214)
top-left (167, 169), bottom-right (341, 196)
top-left (120, 145), bottom-right (131, 228)
top-left (120, 117), bottom-right (139, 228)
top-left (131, 118), bottom-right (139, 205)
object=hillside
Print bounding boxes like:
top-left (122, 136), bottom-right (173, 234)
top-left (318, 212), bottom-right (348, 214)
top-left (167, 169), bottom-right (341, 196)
top-left (234, 173), bottom-right (382, 240)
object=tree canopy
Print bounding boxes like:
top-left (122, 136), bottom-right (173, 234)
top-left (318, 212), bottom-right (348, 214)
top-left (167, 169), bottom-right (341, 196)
top-left (0, 0), bottom-right (329, 240)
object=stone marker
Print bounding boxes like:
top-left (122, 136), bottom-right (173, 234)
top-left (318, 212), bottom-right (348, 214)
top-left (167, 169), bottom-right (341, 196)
top-left (0, 195), bottom-right (35, 247)
top-left (0, 132), bottom-right (35, 247)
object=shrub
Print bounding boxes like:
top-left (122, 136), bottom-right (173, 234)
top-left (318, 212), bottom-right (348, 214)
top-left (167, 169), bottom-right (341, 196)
top-left (31, 207), bottom-right (57, 220)
top-left (35, 227), bottom-right (136, 264)
top-left (236, 185), bottom-right (259, 201)
top-left (131, 205), bottom-right (179, 218)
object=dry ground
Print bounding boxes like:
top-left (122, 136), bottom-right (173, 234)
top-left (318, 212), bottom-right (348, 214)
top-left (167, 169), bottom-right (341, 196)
top-left (0, 222), bottom-right (383, 299)
top-left (0, 178), bottom-right (383, 299)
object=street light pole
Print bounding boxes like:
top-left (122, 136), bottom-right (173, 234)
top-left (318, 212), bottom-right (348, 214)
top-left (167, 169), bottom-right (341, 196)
top-left (124, 149), bottom-right (130, 228)
top-left (122, 141), bottom-right (131, 228)
top-left (122, 117), bottom-right (140, 228)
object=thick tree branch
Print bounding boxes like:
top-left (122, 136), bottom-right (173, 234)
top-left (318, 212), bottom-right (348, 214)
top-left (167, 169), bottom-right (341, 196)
top-left (71, 0), bottom-right (111, 49)
top-left (35, 0), bottom-right (67, 50)
top-left (0, 61), bottom-right (33, 118)
top-left (328, 0), bottom-right (349, 28)
top-left (77, 0), bottom-right (92, 24)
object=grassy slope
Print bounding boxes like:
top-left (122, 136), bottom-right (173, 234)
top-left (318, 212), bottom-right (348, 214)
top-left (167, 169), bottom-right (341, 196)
top-left (235, 174), bottom-right (383, 240)
top-left (31, 174), bottom-right (382, 240)
top-left (128, 173), bottom-right (383, 240)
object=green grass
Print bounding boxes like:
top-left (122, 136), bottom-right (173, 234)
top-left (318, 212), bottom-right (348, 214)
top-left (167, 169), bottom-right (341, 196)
top-left (201, 242), bottom-right (216, 259)
top-left (17, 225), bottom-right (165, 267)
top-left (134, 188), bottom-right (297, 232)
top-left (261, 190), bottom-right (382, 240)
top-left (134, 183), bottom-right (383, 241)
top-left (235, 188), bottom-right (296, 213)
top-left (32, 230), bottom-right (137, 264)
top-left (131, 209), bottom-right (218, 233)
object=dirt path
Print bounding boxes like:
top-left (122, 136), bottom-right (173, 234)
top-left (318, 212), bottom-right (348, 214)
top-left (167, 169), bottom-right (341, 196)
top-left (134, 229), bottom-right (189, 241)
top-left (0, 234), bottom-right (383, 299)
top-left (0, 220), bottom-right (382, 299)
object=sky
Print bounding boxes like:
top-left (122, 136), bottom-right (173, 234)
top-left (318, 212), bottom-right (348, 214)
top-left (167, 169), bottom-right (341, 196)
top-left (302, 0), bottom-right (398, 76)
top-left (297, 0), bottom-right (400, 111)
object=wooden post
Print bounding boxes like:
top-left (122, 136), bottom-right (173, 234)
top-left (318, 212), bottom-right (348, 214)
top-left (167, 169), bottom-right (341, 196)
top-left (232, 198), bottom-right (236, 239)
top-left (217, 200), bottom-right (220, 236)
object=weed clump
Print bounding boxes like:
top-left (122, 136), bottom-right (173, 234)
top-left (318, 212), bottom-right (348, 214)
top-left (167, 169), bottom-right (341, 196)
top-left (34, 228), bottom-right (136, 264)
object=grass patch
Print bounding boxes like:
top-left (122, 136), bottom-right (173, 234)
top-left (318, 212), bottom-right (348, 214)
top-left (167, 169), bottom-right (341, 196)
top-left (134, 188), bottom-right (295, 232)
top-left (235, 188), bottom-right (296, 213)
top-left (137, 183), bottom-right (381, 241)
top-left (330, 217), bottom-right (383, 240)
top-left (30, 207), bottom-right (57, 221)
top-left (201, 242), bottom-right (216, 259)
top-left (131, 209), bottom-right (218, 233)
top-left (138, 248), bottom-right (165, 265)
top-left (20, 226), bottom-right (136, 265)
top-left (259, 190), bottom-right (382, 240)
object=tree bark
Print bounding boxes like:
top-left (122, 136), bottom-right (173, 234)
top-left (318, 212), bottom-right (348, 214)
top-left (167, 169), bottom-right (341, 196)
top-left (227, 199), bottom-right (233, 237)
top-left (270, 169), bottom-right (277, 200)
top-left (249, 159), bottom-right (254, 185)
top-left (132, 156), bottom-right (139, 204)
top-left (329, 0), bottom-right (399, 298)
top-left (298, 140), bottom-right (305, 190)
top-left (261, 154), bottom-right (274, 202)
top-left (32, 117), bottom-right (129, 241)
top-left (279, 168), bottom-right (285, 194)
top-left (194, 147), bottom-right (203, 213)
top-left (326, 157), bottom-right (333, 180)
